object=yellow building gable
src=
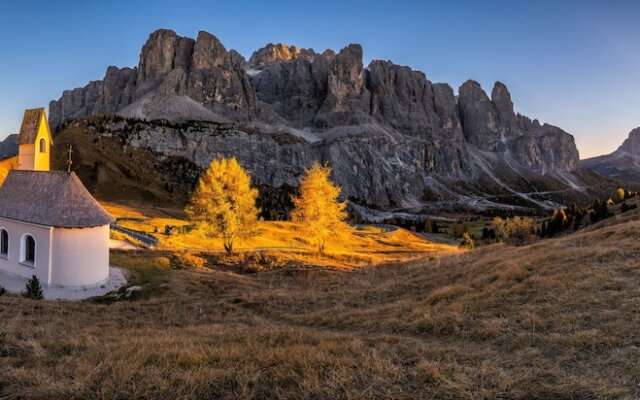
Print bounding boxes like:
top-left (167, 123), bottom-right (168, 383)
top-left (17, 108), bottom-right (53, 171)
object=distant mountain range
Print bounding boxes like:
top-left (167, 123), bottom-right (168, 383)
top-left (582, 128), bottom-right (640, 184)
top-left (46, 29), bottom-right (619, 215)
top-left (0, 134), bottom-right (17, 160)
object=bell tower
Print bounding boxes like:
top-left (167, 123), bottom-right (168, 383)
top-left (17, 108), bottom-right (52, 171)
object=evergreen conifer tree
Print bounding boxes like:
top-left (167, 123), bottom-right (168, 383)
top-left (23, 275), bottom-right (43, 300)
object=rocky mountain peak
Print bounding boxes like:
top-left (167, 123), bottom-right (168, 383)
top-left (459, 80), bottom-right (487, 98)
top-left (322, 49), bottom-right (337, 59)
top-left (583, 126), bottom-right (640, 183)
top-left (628, 127), bottom-right (640, 140)
top-left (314, 44), bottom-right (371, 127)
top-left (138, 29), bottom-right (194, 86)
top-left (191, 31), bottom-right (229, 70)
top-left (618, 127), bottom-right (640, 153)
top-left (458, 80), bottom-right (500, 148)
top-left (335, 44), bottom-right (364, 69)
top-left (248, 43), bottom-right (316, 69)
top-left (491, 81), bottom-right (517, 126)
top-left (491, 81), bottom-right (513, 111)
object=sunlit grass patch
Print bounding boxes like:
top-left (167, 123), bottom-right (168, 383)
top-left (0, 156), bottom-right (18, 186)
top-left (117, 218), bottom-right (459, 268)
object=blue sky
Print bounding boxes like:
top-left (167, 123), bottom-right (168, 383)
top-left (0, 0), bottom-right (638, 158)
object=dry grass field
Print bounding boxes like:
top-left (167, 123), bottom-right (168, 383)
top-left (2, 208), bottom-right (640, 398)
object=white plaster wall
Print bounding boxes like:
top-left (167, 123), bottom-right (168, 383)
top-left (50, 225), bottom-right (110, 286)
top-left (0, 217), bottom-right (51, 284)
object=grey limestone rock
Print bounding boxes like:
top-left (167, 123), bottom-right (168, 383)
top-left (48, 29), bottom-right (592, 211)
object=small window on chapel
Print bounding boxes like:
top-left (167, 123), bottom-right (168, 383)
top-left (22, 234), bottom-right (35, 266)
top-left (0, 229), bottom-right (8, 257)
top-left (39, 138), bottom-right (46, 153)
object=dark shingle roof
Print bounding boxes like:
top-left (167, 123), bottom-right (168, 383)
top-left (18, 108), bottom-right (49, 145)
top-left (0, 170), bottom-right (114, 228)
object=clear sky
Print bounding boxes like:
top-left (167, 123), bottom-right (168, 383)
top-left (0, 0), bottom-right (638, 158)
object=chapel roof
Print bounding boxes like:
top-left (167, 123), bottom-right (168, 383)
top-left (0, 170), bottom-right (114, 228)
top-left (18, 108), bottom-right (50, 145)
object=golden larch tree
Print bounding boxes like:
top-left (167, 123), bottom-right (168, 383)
top-left (186, 157), bottom-right (259, 253)
top-left (291, 162), bottom-right (348, 252)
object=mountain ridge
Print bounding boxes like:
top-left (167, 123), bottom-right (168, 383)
top-left (582, 127), bottom-right (640, 183)
top-left (48, 29), bottom-right (613, 213)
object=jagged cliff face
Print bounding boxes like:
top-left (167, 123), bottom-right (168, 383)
top-left (618, 128), bottom-right (640, 154)
top-left (582, 128), bottom-right (640, 183)
top-left (247, 43), bottom-right (317, 69)
top-left (50, 30), bottom-right (256, 127)
top-left (49, 29), bottom-right (593, 212)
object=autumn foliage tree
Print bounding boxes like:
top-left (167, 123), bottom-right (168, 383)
top-left (616, 187), bottom-right (626, 202)
top-left (186, 157), bottom-right (259, 253)
top-left (291, 163), bottom-right (348, 252)
top-left (492, 216), bottom-right (536, 246)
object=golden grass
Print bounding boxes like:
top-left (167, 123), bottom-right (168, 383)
top-left (354, 225), bottom-right (384, 233)
top-left (101, 201), bottom-right (185, 219)
top-left (117, 217), bottom-right (458, 268)
top-left (0, 156), bottom-right (18, 186)
top-left (4, 210), bottom-right (640, 398)
top-left (109, 230), bottom-right (146, 248)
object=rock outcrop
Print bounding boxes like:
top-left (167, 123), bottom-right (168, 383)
top-left (248, 43), bottom-right (316, 69)
top-left (49, 29), bottom-right (598, 212)
top-left (314, 44), bottom-right (371, 127)
top-left (250, 51), bottom-right (331, 127)
top-left (367, 61), bottom-right (439, 136)
top-left (582, 128), bottom-right (640, 183)
top-left (618, 128), bottom-right (640, 154)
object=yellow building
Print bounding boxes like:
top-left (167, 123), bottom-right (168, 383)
top-left (17, 108), bottom-right (52, 171)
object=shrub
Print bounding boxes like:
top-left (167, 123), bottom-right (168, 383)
top-left (621, 203), bottom-right (638, 213)
top-left (573, 212), bottom-right (586, 230)
top-left (170, 252), bottom-right (207, 270)
top-left (23, 275), bottom-right (43, 300)
top-left (460, 232), bottom-right (475, 250)
top-left (424, 220), bottom-right (433, 233)
top-left (590, 198), bottom-right (613, 223)
top-left (546, 208), bottom-right (569, 237)
top-left (492, 216), bottom-right (536, 246)
top-left (481, 227), bottom-right (496, 241)
top-left (0, 285), bottom-right (6, 296)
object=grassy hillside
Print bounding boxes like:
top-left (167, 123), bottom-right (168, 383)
top-left (2, 207), bottom-right (640, 398)
top-left (50, 117), bottom-right (198, 209)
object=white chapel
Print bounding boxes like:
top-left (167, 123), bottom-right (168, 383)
top-left (0, 108), bottom-right (114, 287)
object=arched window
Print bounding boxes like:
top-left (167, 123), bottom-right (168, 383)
top-left (21, 234), bottom-right (35, 267)
top-left (39, 138), bottom-right (46, 153)
top-left (0, 229), bottom-right (8, 257)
